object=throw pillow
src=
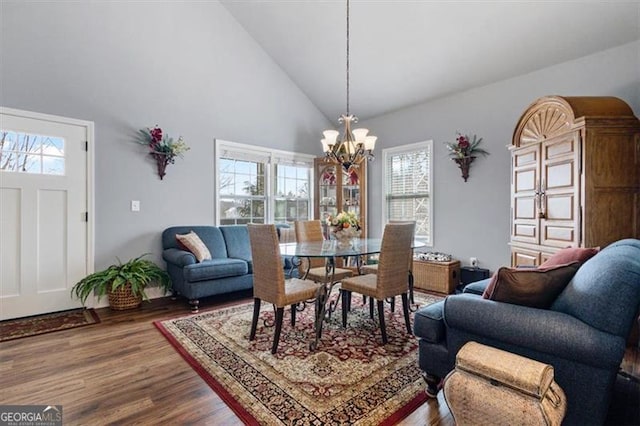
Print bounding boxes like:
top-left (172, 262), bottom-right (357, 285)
top-left (539, 246), bottom-right (599, 268)
top-left (482, 262), bottom-right (580, 309)
top-left (176, 231), bottom-right (211, 263)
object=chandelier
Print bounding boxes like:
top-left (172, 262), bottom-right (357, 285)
top-left (321, 0), bottom-right (376, 172)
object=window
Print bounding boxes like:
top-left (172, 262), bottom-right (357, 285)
top-left (218, 157), bottom-right (266, 224)
top-left (383, 141), bottom-right (433, 245)
top-left (215, 140), bottom-right (314, 226)
top-left (0, 130), bottom-right (65, 175)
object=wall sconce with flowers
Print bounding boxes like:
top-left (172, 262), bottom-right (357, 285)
top-left (444, 133), bottom-right (489, 182)
top-left (135, 126), bottom-right (189, 180)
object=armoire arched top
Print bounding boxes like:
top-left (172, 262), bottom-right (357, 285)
top-left (512, 96), bottom-right (636, 147)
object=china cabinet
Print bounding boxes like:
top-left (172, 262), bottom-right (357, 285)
top-left (314, 158), bottom-right (367, 238)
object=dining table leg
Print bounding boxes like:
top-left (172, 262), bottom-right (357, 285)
top-left (310, 283), bottom-right (328, 351)
top-left (309, 258), bottom-right (339, 351)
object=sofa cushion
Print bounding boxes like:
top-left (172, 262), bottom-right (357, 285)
top-left (539, 246), bottom-right (599, 268)
top-left (176, 231), bottom-right (212, 262)
top-left (483, 262), bottom-right (580, 309)
top-left (551, 239), bottom-right (640, 336)
top-left (183, 258), bottom-right (249, 282)
top-left (413, 300), bottom-right (446, 343)
top-left (163, 226), bottom-right (228, 259)
top-left (220, 226), bottom-right (252, 262)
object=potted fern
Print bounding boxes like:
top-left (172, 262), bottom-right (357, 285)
top-left (71, 254), bottom-right (171, 310)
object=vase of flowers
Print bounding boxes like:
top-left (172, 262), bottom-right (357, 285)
top-left (136, 126), bottom-right (190, 180)
top-left (326, 211), bottom-right (361, 247)
top-left (444, 133), bottom-right (489, 182)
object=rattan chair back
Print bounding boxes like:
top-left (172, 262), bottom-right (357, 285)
top-left (248, 224), bottom-right (286, 307)
top-left (375, 222), bottom-right (415, 299)
top-left (294, 220), bottom-right (326, 270)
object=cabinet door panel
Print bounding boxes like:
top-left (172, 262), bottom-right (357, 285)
top-left (546, 162), bottom-right (573, 189)
top-left (544, 226), bottom-right (575, 244)
top-left (515, 198), bottom-right (536, 219)
top-left (545, 194), bottom-right (575, 220)
top-left (514, 224), bottom-right (537, 239)
top-left (545, 138), bottom-right (574, 158)
top-left (511, 247), bottom-right (540, 267)
top-left (541, 133), bottom-right (580, 247)
top-left (512, 145), bottom-right (540, 244)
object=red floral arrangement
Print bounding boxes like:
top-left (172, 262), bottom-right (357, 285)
top-left (445, 133), bottom-right (489, 159)
top-left (135, 125), bottom-right (189, 179)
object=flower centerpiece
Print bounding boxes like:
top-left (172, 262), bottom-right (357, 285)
top-left (326, 210), bottom-right (361, 247)
top-left (136, 125), bottom-right (190, 180)
top-left (444, 133), bottom-right (489, 182)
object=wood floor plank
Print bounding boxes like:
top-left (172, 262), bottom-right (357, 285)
top-left (1, 292), bottom-right (637, 425)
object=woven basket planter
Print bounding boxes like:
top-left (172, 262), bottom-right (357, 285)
top-left (108, 283), bottom-right (142, 310)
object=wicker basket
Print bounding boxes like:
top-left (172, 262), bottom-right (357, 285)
top-left (413, 259), bottom-right (460, 294)
top-left (108, 283), bottom-right (142, 310)
top-left (444, 342), bottom-right (566, 425)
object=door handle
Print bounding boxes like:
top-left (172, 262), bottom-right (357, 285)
top-left (538, 178), bottom-right (546, 219)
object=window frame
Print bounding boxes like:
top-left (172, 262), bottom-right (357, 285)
top-left (382, 140), bottom-right (433, 246)
top-left (214, 139), bottom-right (315, 225)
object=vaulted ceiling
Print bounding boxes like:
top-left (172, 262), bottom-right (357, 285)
top-left (221, 1), bottom-right (640, 121)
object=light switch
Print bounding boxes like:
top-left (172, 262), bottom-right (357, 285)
top-left (131, 200), bottom-right (140, 212)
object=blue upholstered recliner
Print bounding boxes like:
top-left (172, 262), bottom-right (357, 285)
top-left (413, 239), bottom-right (640, 425)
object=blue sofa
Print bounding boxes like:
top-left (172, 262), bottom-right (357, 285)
top-left (413, 239), bottom-right (640, 425)
top-left (162, 225), bottom-right (296, 312)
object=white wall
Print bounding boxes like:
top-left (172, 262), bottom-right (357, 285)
top-left (361, 41), bottom-right (640, 273)
top-left (1, 1), bottom-right (331, 270)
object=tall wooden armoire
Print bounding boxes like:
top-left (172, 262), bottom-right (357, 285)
top-left (510, 96), bottom-right (640, 266)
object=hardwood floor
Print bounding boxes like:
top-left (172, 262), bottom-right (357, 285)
top-left (1, 291), bottom-right (638, 425)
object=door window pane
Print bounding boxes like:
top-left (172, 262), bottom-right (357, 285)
top-left (1, 130), bottom-right (65, 175)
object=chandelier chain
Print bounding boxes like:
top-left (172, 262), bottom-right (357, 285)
top-left (321, 0), bottom-right (375, 171)
top-left (346, 0), bottom-right (350, 115)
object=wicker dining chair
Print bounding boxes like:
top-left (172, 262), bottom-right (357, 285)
top-left (340, 222), bottom-right (415, 344)
top-left (247, 224), bottom-right (322, 354)
top-left (361, 220), bottom-right (416, 307)
top-left (294, 220), bottom-right (353, 284)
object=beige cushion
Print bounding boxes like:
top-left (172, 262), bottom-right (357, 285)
top-left (176, 231), bottom-right (211, 263)
top-left (482, 262), bottom-right (580, 308)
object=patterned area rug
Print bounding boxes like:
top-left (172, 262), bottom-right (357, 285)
top-left (155, 292), bottom-right (442, 425)
top-left (0, 308), bottom-right (100, 342)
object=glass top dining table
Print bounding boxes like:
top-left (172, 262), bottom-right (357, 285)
top-left (279, 238), bottom-right (425, 350)
top-left (279, 238), bottom-right (425, 259)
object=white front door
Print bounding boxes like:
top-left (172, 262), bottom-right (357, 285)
top-left (0, 108), bottom-right (93, 320)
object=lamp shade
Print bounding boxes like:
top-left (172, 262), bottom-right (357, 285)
top-left (352, 128), bottom-right (369, 143)
top-left (323, 130), bottom-right (339, 145)
top-left (364, 136), bottom-right (377, 150)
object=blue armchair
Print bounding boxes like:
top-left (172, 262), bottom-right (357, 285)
top-left (413, 239), bottom-right (640, 425)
